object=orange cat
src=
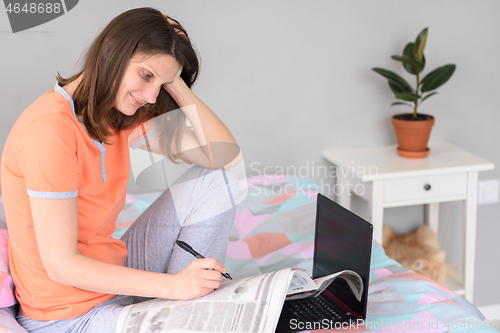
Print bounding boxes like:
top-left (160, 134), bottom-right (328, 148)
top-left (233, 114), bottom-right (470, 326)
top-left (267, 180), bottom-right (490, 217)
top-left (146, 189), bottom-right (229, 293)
top-left (382, 224), bottom-right (447, 285)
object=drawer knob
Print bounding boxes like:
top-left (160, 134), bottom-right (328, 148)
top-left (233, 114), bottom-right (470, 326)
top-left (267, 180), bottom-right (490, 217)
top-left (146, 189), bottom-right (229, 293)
top-left (424, 184), bottom-right (431, 191)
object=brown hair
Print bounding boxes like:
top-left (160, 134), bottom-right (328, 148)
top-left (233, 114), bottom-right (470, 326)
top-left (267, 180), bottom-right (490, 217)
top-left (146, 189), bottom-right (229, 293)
top-left (57, 7), bottom-right (199, 163)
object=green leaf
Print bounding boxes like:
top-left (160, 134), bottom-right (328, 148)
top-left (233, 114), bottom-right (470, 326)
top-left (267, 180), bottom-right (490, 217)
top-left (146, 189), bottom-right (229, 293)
top-left (403, 43), bottom-right (426, 75)
top-left (391, 55), bottom-right (424, 74)
top-left (421, 92), bottom-right (438, 103)
top-left (391, 102), bottom-right (414, 109)
top-left (372, 68), bottom-right (414, 92)
top-left (395, 92), bottom-right (421, 102)
top-left (414, 28), bottom-right (428, 62)
top-left (388, 81), bottom-right (412, 95)
top-left (421, 64), bottom-right (456, 92)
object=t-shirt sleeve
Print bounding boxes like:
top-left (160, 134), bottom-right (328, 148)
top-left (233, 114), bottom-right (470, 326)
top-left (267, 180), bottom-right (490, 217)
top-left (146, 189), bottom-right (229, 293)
top-left (128, 117), bottom-right (159, 149)
top-left (17, 115), bottom-right (78, 199)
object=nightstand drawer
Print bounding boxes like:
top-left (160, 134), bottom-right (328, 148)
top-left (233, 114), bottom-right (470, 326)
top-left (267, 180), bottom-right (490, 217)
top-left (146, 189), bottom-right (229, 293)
top-left (383, 172), bottom-right (468, 203)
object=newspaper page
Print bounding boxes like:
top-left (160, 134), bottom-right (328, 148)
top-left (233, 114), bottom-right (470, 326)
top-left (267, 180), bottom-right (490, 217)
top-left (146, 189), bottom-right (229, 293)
top-left (285, 270), bottom-right (363, 302)
top-left (285, 270), bottom-right (317, 295)
top-left (115, 268), bottom-right (298, 333)
top-left (312, 270), bottom-right (363, 301)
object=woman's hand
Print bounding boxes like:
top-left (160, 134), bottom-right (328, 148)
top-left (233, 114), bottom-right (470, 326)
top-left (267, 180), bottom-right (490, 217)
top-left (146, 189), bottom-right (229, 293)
top-left (164, 15), bottom-right (186, 37)
top-left (162, 15), bottom-right (190, 99)
top-left (160, 13), bottom-right (240, 170)
top-left (163, 64), bottom-right (187, 98)
top-left (167, 258), bottom-right (228, 299)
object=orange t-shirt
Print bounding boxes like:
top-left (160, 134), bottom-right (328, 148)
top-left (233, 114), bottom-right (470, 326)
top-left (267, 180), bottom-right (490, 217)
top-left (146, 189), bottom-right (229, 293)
top-left (0, 83), bottom-right (154, 320)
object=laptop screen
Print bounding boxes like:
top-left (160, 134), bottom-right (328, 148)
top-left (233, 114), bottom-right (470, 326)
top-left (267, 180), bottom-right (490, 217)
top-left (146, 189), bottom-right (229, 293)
top-left (312, 193), bottom-right (372, 319)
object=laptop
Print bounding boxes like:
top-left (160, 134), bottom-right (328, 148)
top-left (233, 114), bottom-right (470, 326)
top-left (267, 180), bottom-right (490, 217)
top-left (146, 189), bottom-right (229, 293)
top-left (275, 193), bottom-right (373, 332)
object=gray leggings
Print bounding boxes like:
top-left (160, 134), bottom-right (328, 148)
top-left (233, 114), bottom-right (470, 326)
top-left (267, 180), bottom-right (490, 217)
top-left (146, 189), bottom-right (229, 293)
top-left (17, 166), bottom-right (239, 333)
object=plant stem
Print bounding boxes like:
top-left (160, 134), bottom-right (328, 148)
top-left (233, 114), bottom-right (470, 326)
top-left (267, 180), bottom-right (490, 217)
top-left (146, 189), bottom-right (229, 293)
top-left (414, 71), bottom-right (420, 119)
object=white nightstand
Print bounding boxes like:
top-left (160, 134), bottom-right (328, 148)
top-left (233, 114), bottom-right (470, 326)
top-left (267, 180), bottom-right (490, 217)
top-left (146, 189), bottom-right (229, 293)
top-left (322, 141), bottom-right (494, 303)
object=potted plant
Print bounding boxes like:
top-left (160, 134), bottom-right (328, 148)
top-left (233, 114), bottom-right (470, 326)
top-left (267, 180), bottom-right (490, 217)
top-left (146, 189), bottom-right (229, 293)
top-left (373, 28), bottom-right (456, 158)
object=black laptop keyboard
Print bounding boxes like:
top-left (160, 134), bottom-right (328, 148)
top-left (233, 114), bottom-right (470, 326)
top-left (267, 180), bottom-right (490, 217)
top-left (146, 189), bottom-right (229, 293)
top-left (285, 296), bottom-right (344, 323)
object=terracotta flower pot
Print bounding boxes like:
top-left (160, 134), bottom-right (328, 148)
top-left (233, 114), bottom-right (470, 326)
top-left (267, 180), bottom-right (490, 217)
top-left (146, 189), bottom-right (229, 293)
top-left (392, 113), bottom-right (435, 158)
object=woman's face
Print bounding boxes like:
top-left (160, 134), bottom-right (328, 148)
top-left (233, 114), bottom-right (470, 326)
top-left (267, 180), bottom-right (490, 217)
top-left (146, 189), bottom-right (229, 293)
top-left (114, 52), bottom-right (181, 116)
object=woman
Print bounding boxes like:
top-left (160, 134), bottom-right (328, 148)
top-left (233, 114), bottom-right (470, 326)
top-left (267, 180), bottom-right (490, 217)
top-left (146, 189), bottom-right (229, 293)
top-left (0, 7), bottom-right (240, 332)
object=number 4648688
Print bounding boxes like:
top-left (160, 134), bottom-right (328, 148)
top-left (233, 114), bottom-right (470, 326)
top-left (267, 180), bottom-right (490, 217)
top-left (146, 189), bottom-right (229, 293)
top-left (6, 2), bottom-right (62, 14)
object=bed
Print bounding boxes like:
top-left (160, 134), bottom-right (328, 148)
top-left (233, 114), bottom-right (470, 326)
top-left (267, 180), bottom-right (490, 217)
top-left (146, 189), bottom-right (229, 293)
top-left (0, 174), bottom-right (496, 332)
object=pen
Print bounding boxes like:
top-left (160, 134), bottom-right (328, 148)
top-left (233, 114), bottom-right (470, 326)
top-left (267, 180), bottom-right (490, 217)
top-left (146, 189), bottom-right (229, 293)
top-left (175, 240), bottom-right (233, 280)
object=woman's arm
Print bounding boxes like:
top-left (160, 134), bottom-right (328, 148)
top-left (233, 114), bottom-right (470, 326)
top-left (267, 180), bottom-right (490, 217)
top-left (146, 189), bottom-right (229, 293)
top-left (30, 196), bottom-right (226, 299)
top-left (163, 69), bottom-right (242, 169)
top-left (137, 125), bottom-right (242, 169)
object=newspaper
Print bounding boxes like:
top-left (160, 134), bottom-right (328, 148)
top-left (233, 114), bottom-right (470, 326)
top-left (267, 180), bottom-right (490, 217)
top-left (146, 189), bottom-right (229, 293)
top-left (115, 268), bottom-right (363, 333)
top-left (285, 270), bottom-right (363, 302)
